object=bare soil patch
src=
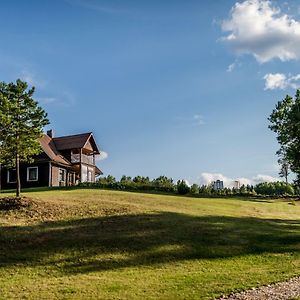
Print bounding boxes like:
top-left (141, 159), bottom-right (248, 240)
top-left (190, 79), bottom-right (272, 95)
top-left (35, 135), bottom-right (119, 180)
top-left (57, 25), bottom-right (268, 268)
top-left (0, 196), bottom-right (34, 210)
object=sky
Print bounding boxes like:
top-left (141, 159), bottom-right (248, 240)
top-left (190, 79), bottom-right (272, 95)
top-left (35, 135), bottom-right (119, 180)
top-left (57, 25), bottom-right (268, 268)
top-left (1, 0), bottom-right (300, 186)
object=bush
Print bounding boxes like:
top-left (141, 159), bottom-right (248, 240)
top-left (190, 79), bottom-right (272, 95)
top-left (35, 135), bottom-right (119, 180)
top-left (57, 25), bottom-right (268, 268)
top-left (254, 181), bottom-right (295, 196)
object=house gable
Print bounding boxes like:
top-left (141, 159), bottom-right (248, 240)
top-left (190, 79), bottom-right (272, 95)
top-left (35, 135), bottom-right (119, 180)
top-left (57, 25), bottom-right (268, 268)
top-left (52, 133), bottom-right (100, 154)
top-left (38, 134), bottom-right (71, 166)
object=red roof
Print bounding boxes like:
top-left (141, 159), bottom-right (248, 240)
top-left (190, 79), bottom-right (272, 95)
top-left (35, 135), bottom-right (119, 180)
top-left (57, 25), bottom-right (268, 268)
top-left (39, 135), bottom-right (71, 165)
top-left (53, 132), bottom-right (100, 154)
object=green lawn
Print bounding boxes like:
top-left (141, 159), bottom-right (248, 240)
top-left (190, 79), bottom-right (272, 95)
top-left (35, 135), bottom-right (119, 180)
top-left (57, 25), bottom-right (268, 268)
top-left (0, 189), bottom-right (300, 299)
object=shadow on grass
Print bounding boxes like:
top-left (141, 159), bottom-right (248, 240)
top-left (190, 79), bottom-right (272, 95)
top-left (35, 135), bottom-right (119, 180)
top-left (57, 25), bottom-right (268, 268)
top-left (0, 213), bottom-right (300, 274)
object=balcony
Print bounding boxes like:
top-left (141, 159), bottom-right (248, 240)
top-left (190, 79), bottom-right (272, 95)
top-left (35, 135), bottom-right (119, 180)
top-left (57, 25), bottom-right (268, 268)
top-left (71, 153), bottom-right (94, 165)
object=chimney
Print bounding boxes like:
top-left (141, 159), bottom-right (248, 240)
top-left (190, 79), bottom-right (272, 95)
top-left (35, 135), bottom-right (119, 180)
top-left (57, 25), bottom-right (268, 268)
top-left (47, 129), bottom-right (54, 138)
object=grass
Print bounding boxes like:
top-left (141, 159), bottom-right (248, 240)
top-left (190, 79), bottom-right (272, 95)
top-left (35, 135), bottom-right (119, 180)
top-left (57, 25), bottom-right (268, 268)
top-left (1, 188), bottom-right (300, 299)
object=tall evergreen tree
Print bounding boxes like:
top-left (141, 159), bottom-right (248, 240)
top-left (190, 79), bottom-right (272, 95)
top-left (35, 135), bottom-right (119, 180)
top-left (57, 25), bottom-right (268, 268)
top-left (0, 79), bottom-right (49, 197)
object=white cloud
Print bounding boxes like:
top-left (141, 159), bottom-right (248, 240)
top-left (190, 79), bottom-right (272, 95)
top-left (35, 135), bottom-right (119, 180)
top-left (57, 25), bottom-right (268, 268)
top-left (227, 62), bottom-right (236, 72)
top-left (252, 174), bottom-right (278, 183)
top-left (264, 72), bottom-right (300, 90)
top-left (65, 0), bottom-right (127, 14)
top-left (235, 177), bottom-right (253, 186)
top-left (200, 173), bottom-right (230, 186)
top-left (193, 114), bottom-right (205, 126)
top-left (199, 172), bottom-right (279, 187)
top-left (183, 179), bottom-right (191, 187)
top-left (36, 91), bottom-right (76, 107)
top-left (96, 151), bottom-right (108, 161)
top-left (221, 0), bottom-right (300, 63)
top-left (175, 114), bottom-right (205, 127)
top-left (264, 73), bottom-right (287, 90)
top-left (19, 69), bottom-right (46, 88)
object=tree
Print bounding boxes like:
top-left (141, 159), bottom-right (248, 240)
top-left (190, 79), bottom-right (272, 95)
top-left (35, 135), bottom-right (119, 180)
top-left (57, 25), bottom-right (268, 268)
top-left (153, 176), bottom-right (175, 192)
top-left (0, 79), bottom-right (49, 197)
top-left (278, 158), bottom-right (290, 184)
top-left (269, 90), bottom-right (300, 186)
top-left (97, 175), bottom-right (116, 187)
top-left (120, 175), bottom-right (132, 183)
top-left (133, 176), bottom-right (150, 184)
top-left (239, 184), bottom-right (247, 195)
top-left (177, 180), bottom-right (190, 195)
top-left (190, 184), bottom-right (199, 195)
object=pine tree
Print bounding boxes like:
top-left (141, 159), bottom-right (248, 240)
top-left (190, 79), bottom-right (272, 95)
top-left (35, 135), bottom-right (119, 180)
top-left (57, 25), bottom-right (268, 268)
top-left (0, 79), bottom-right (49, 197)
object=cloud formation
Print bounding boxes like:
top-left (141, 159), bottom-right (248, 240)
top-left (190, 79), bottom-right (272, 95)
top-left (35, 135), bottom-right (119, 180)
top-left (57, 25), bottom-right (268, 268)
top-left (221, 0), bottom-right (300, 63)
top-left (264, 73), bottom-right (300, 90)
top-left (199, 172), bottom-right (279, 187)
top-left (97, 151), bottom-right (108, 161)
top-left (226, 62), bottom-right (236, 72)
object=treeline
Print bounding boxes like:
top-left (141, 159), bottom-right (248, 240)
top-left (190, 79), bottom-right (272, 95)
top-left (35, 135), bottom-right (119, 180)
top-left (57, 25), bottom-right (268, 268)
top-left (79, 175), bottom-right (299, 197)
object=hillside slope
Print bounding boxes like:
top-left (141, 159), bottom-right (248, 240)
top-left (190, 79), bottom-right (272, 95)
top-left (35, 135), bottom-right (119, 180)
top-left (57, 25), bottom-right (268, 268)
top-left (0, 189), bottom-right (300, 299)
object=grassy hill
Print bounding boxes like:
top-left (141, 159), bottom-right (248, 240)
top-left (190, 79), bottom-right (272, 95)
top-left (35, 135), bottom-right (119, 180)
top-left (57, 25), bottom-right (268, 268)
top-left (1, 189), bottom-right (300, 299)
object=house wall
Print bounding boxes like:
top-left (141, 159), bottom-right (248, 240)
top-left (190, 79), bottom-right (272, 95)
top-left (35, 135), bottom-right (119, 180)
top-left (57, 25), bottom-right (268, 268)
top-left (0, 162), bottom-right (50, 190)
top-left (51, 165), bottom-right (60, 187)
top-left (81, 164), bottom-right (95, 183)
top-left (50, 164), bottom-right (74, 187)
top-left (84, 141), bottom-right (93, 152)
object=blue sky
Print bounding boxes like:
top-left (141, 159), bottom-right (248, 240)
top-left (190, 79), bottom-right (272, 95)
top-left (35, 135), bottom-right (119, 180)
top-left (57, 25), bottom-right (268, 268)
top-left (1, 0), bottom-right (300, 185)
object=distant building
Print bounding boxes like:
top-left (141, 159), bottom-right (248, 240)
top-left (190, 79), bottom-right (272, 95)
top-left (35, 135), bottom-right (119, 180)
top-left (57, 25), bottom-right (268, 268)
top-left (212, 180), bottom-right (224, 190)
top-left (233, 180), bottom-right (240, 189)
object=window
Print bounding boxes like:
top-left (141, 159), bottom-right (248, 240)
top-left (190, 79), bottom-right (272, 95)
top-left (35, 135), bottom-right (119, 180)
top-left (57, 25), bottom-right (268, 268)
top-left (68, 172), bottom-right (75, 185)
top-left (27, 167), bottom-right (38, 182)
top-left (87, 170), bottom-right (92, 182)
top-left (81, 165), bottom-right (88, 182)
top-left (59, 168), bottom-right (66, 182)
top-left (7, 170), bottom-right (16, 183)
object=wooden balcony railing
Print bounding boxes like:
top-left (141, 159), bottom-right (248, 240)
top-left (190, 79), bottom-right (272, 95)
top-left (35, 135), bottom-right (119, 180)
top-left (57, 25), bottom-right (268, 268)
top-left (71, 153), bottom-right (94, 165)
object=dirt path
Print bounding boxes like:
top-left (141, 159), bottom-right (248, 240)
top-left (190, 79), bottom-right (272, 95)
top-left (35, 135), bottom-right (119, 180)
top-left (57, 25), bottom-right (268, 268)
top-left (218, 276), bottom-right (300, 300)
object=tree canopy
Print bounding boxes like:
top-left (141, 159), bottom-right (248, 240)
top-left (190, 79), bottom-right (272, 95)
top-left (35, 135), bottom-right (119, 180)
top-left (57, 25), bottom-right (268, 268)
top-left (269, 90), bottom-right (300, 186)
top-left (0, 79), bottom-right (49, 196)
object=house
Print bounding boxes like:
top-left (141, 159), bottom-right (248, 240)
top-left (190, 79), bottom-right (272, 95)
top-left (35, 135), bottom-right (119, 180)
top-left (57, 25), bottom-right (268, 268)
top-left (0, 130), bottom-right (103, 189)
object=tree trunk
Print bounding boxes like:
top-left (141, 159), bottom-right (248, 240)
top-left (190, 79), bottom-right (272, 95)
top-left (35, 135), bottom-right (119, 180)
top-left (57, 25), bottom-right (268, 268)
top-left (16, 153), bottom-right (21, 198)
